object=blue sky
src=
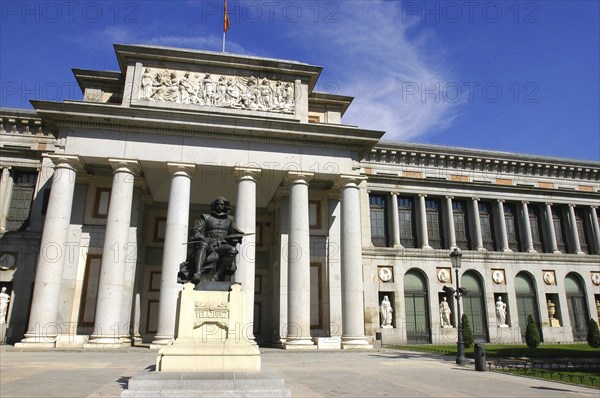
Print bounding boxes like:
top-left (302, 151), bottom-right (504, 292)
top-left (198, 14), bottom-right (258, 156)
top-left (1, 0), bottom-right (598, 161)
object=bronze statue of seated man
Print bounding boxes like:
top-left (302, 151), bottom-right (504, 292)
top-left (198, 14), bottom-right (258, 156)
top-left (178, 197), bottom-right (244, 284)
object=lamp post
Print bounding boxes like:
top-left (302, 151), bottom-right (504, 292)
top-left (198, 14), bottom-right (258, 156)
top-left (450, 248), bottom-right (466, 366)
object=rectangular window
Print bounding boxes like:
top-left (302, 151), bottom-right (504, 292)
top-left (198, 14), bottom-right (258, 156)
top-left (552, 207), bottom-right (569, 253)
top-left (93, 187), bottom-right (111, 218)
top-left (504, 203), bottom-right (521, 251)
top-left (425, 198), bottom-right (444, 249)
top-left (309, 200), bottom-right (321, 229)
top-left (6, 170), bottom-right (38, 231)
top-left (528, 205), bottom-right (545, 252)
top-left (453, 200), bottom-right (471, 250)
top-left (479, 202), bottom-right (496, 251)
top-left (370, 194), bottom-right (388, 247)
top-left (575, 208), bottom-right (590, 254)
top-left (398, 197), bottom-right (417, 248)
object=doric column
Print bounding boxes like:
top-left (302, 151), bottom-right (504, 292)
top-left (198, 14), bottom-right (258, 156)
top-left (567, 204), bottom-right (583, 254)
top-left (284, 171), bottom-right (315, 348)
top-left (151, 163), bottom-right (195, 347)
top-left (390, 192), bottom-right (401, 248)
top-left (444, 196), bottom-right (456, 249)
top-left (234, 167), bottom-right (261, 341)
top-left (17, 155), bottom-right (81, 347)
top-left (496, 200), bottom-right (510, 252)
top-left (88, 159), bottom-right (139, 347)
top-left (589, 207), bottom-right (600, 254)
top-left (336, 176), bottom-right (372, 349)
top-left (417, 194), bottom-right (432, 250)
top-left (521, 202), bottom-right (535, 253)
top-left (544, 203), bottom-right (559, 253)
top-left (471, 198), bottom-right (484, 250)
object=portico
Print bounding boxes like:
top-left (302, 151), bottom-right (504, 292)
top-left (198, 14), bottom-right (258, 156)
top-left (14, 44), bottom-right (382, 349)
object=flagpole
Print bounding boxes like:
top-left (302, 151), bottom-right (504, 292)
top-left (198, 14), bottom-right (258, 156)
top-left (223, 32), bottom-right (225, 53)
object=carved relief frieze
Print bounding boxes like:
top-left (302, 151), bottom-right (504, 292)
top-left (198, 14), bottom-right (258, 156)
top-left (139, 67), bottom-right (296, 114)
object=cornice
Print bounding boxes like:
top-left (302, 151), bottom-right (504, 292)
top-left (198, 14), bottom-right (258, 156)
top-left (30, 100), bottom-right (383, 156)
top-left (364, 145), bottom-right (599, 182)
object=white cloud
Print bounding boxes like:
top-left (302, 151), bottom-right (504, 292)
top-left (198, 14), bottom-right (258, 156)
top-left (287, 1), bottom-right (461, 140)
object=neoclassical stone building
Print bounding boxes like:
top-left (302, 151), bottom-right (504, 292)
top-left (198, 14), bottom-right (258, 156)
top-left (0, 45), bottom-right (598, 349)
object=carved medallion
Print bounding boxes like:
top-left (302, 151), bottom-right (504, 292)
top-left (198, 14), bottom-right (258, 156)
top-left (592, 272), bottom-right (600, 286)
top-left (492, 269), bottom-right (505, 284)
top-left (543, 271), bottom-right (556, 285)
top-left (437, 268), bottom-right (450, 283)
top-left (378, 267), bottom-right (393, 282)
top-left (0, 253), bottom-right (16, 270)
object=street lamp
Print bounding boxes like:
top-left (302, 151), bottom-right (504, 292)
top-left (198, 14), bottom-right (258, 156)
top-left (449, 248), bottom-right (466, 366)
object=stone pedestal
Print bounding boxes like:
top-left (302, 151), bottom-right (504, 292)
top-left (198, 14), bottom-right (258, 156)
top-left (123, 282), bottom-right (289, 397)
top-left (156, 282), bottom-right (260, 372)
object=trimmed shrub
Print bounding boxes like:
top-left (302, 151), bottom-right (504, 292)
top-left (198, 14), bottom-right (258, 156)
top-left (461, 314), bottom-right (474, 348)
top-left (587, 318), bottom-right (600, 348)
top-left (525, 315), bottom-right (541, 348)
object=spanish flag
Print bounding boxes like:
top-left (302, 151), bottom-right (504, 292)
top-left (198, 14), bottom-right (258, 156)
top-left (224, 0), bottom-right (230, 33)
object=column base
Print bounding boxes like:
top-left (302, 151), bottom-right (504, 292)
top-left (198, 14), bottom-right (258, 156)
top-left (15, 337), bottom-right (56, 349)
top-left (527, 249), bottom-right (538, 254)
top-left (150, 335), bottom-right (174, 350)
top-left (422, 245), bottom-right (433, 250)
top-left (84, 336), bottom-right (129, 349)
top-left (283, 338), bottom-right (316, 350)
top-left (576, 251), bottom-right (586, 255)
top-left (502, 248), bottom-right (513, 253)
top-left (341, 336), bottom-right (373, 349)
top-left (55, 334), bottom-right (88, 348)
top-left (552, 250), bottom-right (562, 254)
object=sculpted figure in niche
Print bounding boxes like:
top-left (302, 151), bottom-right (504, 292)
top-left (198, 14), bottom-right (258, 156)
top-left (0, 287), bottom-right (9, 325)
top-left (178, 197), bottom-right (245, 284)
top-left (380, 296), bottom-right (393, 328)
top-left (439, 297), bottom-right (452, 328)
top-left (496, 296), bottom-right (508, 327)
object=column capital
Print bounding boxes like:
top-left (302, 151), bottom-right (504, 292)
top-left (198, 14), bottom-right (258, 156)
top-left (496, 199), bottom-right (505, 203)
top-left (45, 154), bottom-right (84, 172)
top-left (591, 205), bottom-right (598, 210)
top-left (284, 171), bottom-right (313, 185)
top-left (418, 193), bottom-right (427, 198)
top-left (390, 192), bottom-right (399, 197)
top-left (545, 202), bottom-right (553, 206)
top-left (521, 200), bottom-right (530, 205)
top-left (167, 162), bottom-right (196, 177)
top-left (471, 197), bottom-right (479, 201)
top-left (568, 203), bottom-right (576, 208)
top-left (333, 174), bottom-right (365, 189)
top-left (445, 195), bottom-right (454, 200)
top-left (234, 166), bottom-right (261, 182)
top-left (109, 158), bottom-right (140, 175)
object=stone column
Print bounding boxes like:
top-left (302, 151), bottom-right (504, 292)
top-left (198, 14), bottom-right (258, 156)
top-left (444, 196), bottom-right (456, 249)
top-left (544, 203), bottom-right (559, 253)
top-left (496, 200), bottom-right (510, 252)
top-left (390, 193), bottom-right (401, 248)
top-left (234, 167), bottom-right (261, 341)
top-left (471, 198), bottom-right (484, 250)
top-left (589, 207), bottom-right (600, 254)
top-left (521, 202), bottom-right (535, 253)
top-left (284, 171), bottom-right (315, 348)
top-left (17, 155), bottom-right (81, 347)
top-left (88, 159), bottom-right (139, 347)
top-left (151, 163), bottom-right (195, 347)
top-left (567, 205), bottom-right (583, 254)
top-left (0, 166), bottom-right (12, 233)
top-left (417, 194), bottom-right (432, 250)
top-left (336, 176), bottom-right (372, 349)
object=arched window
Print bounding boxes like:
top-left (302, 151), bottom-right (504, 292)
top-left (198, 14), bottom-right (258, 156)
top-left (565, 274), bottom-right (589, 341)
top-left (515, 273), bottom-right (541, 341)
top-left (404, 270), bottom-right (430, 343)
top-left (461, 272), bottom-right (488, 341)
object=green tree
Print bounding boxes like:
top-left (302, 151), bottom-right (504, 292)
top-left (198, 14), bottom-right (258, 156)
top-left (525, 315), bottom-right (541, 348)
top-left (461, 314), bottom-right (474, 348)
top-left (587, 318), bottom-right (600, 348)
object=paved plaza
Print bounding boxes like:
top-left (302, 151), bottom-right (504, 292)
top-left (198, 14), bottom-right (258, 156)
top-left (0, 347), bottom-right (598, 397)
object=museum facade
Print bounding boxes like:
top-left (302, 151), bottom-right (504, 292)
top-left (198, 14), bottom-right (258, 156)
top-left (0, 44), bottom-right (599, 349)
